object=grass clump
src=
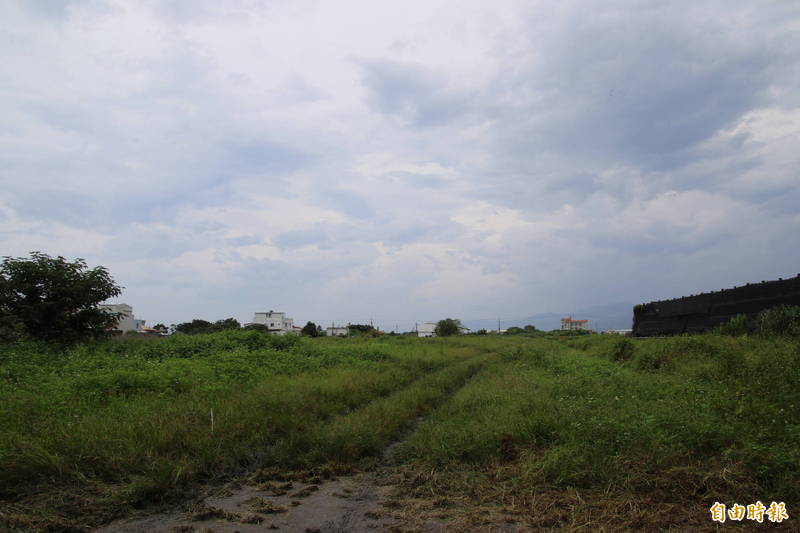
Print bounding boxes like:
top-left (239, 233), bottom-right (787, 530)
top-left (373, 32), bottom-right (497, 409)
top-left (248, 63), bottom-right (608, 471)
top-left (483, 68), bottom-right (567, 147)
top-left (2, 331), bottom-right (798, 531)
top-left (0, 332), bottom-right (480, 510)
top-left (757, 304), bottom-right (800, 337)
top-left (716, 304), bottom-right (800, 338)
top-left (399, 334), bottom-right (800, 508)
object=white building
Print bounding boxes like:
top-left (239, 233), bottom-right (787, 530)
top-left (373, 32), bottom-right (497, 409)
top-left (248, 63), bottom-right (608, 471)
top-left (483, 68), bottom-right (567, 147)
top-left (561, 317), bottom-right (589, 331)
top-left (99, 303), bottom-right (145, 333)
top-left (417, 322), bottom-right (437, 337)
top-left (326, 326), bottom-right (349, 337)
top-left (249, 310), bottom-right (295, 335)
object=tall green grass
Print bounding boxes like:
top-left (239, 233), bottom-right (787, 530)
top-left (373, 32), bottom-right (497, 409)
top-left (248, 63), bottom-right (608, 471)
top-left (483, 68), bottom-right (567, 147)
top-left (0, 331), bottom-right (484, 504)
top-left (3, 331), bottom-right (798, 529)
top-left (399, 335), bottom-right (800, 502)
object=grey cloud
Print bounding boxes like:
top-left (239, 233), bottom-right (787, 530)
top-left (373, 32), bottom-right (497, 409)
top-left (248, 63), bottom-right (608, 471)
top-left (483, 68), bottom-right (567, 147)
top-left (756, 188), bottom-right (800, 215)
top-left (15, 0), bottom-right (114, 20)
top-left (317, 187), bottom-right (375, 220)
top-left (282, 74), bottom-right (328, 104)
top-left (272, 227), bottom-right (329, 249)
top-left (224, 140), bottom-right (311, 175)
top-left (539, 172), bottom-right (605, 205)
top-left (7, 189), bottom-right (98, 227)
top-left (357, 59), bottom-right (477, 127)
top-left (380, 219), bottom-right (463, 247)
top-left (494, 3), bottom-right (796, 173)
top-left (390, 171), bottom-right (449, 189)
top-left (3, 0), bottom-right (800, 328)
top-left (225, 235), bottom-right (264, 246)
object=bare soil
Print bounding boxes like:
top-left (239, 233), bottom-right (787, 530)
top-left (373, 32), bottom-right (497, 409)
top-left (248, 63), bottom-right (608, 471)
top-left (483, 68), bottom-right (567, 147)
top-left (94, 423), bottom-right (450, 533)
top-left (95, 473), bottom-right (399, 533)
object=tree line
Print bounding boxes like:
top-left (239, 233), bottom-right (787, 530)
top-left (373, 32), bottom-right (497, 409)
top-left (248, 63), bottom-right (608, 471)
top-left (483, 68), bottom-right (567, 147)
top-left (1, 252), bottom-right (544, 344)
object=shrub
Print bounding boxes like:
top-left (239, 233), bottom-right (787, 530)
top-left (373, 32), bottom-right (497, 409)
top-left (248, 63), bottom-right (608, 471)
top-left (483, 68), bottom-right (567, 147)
top-left (757, 305), bottom-right (800, 338)
top-left (718, 314), bottom-right (751, 336)
top-left (608, 338), bottom-right (634, 362)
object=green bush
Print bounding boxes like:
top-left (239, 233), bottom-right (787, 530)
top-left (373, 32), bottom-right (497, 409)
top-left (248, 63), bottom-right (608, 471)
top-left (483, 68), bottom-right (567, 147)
top-left (608, 338), bottom-right (634, 362)
top-left (718, 314), bottom-right (750, 336)
top-left (757, 305), bottom-right (800, 337)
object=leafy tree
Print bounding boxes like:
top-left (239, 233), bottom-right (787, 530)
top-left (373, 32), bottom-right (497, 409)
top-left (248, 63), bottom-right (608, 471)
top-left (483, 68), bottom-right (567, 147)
top-left (475, 328), bottom-right (488, 335)
top-left (175, 319), bottom-right (215, 335)
top-left (435, 318), bottom-right (462, 337)
top-left (0, 252), bottom-right (122, 343)
top-left (214, 317), bottom-right (241, 330)
top-left (152, 323), bottom-right (168, 334)
top-left (348, 324), bottom-right (375, 335)
top-left (301, 321), bottom-right (320, 337)
top-left (505, 325), bottom-right (539, 335)
top-left (0, 312), bottom-right (26, 342)
top-left (174, 318), bottom-right (241, 335)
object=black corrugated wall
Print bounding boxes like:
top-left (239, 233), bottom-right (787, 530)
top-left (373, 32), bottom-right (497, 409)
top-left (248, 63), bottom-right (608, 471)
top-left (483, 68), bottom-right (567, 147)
top-left (632, 275), bottom-right (800, 336)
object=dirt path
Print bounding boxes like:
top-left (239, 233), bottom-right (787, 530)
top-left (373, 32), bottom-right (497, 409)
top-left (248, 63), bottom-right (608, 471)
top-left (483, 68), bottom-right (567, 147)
top-left (96, 471), bottom-right (398, 533)
top-left (95, 367), bottom-right (481, 533)
top-left (95, 356), bottom-right (497, 533)
top-left (96, 423), bottom-right (448, 533)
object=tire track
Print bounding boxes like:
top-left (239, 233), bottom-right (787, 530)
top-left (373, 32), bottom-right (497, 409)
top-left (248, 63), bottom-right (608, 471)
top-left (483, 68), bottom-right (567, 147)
top-left (96, 353), bottom-right (496, 533)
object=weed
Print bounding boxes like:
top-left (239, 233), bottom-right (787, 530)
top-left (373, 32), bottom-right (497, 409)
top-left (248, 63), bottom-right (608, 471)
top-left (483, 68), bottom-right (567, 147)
top-left (2, 332), bottom-right (798, 531)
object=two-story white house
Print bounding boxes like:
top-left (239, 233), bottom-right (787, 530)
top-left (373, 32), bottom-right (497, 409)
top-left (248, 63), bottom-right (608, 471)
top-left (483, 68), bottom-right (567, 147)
top-left (249, 310), bottom-right (295, 335)
top-left (99, 303), bottom-right (145, 333)
top-left (326, 326), bottom-right (349, 337)
top-left (417, 322), bottom-right (437, 337)
top-left (561, 317), bottom-right (589, 331)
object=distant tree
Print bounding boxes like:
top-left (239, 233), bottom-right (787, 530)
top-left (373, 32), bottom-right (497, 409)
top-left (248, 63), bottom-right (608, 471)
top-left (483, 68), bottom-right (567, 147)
top-left (348, 324), bottom-right (375, 335)
top-left (475, 328), bottom-right (488, 335)
top-left (302, 321), bottom-right (320, 337)
top-left (214, 317), bottom-right (241, 330)
top-left (0, 252), bottom-right (122, 343)
top-left (152, 323), bottom-right (168, 334)
top-left (175, 319), bottom-right (215, 335)
top-left (523, 325), bottom-right (538, 333)
top-left (243, 323), bottom-right (269, 332)
top-left (435, 318), bottom-right (462, 337)
top-left (505, 326), bottom-right (524, 335)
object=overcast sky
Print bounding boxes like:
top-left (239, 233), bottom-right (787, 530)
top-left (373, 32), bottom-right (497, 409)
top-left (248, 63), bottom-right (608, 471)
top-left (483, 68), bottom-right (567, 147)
top-left (2, 0), bottom-right (799, 330)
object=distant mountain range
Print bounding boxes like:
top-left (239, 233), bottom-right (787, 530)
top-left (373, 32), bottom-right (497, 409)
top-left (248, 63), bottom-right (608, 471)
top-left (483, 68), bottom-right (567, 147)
top-left (462, 302), bottom-right (635, 332)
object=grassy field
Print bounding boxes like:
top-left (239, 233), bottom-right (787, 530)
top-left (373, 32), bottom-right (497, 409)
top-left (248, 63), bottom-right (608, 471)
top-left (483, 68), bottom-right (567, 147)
top-left (1, 331), bottom-right (798, 530)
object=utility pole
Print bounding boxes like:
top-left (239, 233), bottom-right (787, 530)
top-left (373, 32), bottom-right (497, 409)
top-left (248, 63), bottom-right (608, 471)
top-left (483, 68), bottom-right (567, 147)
top-left (498, 319), bottom-right (501, 334)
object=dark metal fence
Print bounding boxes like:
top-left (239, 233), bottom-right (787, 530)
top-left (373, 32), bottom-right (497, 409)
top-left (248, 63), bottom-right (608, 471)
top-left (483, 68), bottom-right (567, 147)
top-left (632, 275), bottom-right (800, 337)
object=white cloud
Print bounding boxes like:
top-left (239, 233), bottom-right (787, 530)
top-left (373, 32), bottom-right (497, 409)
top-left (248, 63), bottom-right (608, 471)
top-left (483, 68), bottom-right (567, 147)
top-left (2, 0), bottom-right (799, 327)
